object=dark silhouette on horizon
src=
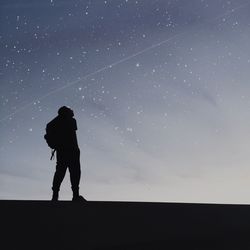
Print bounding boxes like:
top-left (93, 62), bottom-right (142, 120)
top-left (44, 106), bottom-right (86, 201)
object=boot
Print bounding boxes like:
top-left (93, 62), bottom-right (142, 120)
top-left (51, 191), bottom-right (59, 201)
top-left (72, 195), bottom-right (87, 202)
top-left (72, 188), bottom-right (86, 202)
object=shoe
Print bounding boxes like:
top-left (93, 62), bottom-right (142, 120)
top-left (51, 192), bottom-right (59, 201)
top-left (72, 195), bottom-right (87, 202)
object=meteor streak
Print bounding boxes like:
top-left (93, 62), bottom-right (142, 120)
top-left (1, 1), bottom-right (249, 123)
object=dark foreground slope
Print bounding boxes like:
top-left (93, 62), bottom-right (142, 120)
top-left (1, 200), bottom-right (250, 249)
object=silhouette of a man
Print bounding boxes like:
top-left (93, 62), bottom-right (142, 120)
top-left (49, 106), bottom-right (85, 201)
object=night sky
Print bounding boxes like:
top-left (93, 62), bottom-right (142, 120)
top-left (1, 0), bottom-right (250, 202)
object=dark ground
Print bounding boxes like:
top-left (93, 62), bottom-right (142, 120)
top-left (1, 200), bottom-right (250, 249)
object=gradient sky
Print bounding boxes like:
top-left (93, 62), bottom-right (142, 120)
top-left (1, 0), bottom-right (250, 203)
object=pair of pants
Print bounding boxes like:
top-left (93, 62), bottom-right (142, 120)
top-left (52, 148), bottom-right (81, 194)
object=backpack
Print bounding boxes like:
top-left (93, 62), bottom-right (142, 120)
top-left (44, 119), bottom-right (58, 160)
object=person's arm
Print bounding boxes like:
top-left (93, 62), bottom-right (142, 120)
top-left (72, 118), bottom-right (79, 150)
top-left (73, 118), bottom-right (77, 131)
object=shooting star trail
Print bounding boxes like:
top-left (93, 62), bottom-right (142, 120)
top-left (1, 1), bottom-right (250, 123)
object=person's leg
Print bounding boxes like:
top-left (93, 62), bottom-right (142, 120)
top-left (52, 150), bottom-right (68, 200)
top-left (68, 149), bottom-right (81, 200)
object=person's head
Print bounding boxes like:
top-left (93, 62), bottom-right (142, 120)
top-left (58, 106), bottom-right (74, 118)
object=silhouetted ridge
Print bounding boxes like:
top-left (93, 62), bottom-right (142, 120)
top-left (1, 200), bottom-right (250, 249)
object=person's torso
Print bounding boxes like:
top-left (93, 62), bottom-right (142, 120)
top-left (52, 116), bottom-right (79, 149)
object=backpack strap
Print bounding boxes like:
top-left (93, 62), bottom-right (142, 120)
top-left (50, 149), bottom-right (56, 160)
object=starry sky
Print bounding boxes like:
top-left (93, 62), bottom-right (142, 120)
top-left (1, 0), bottom-right (250, 203)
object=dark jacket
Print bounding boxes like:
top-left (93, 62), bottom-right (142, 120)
top-left (47, 115), bottom-right (79, 150)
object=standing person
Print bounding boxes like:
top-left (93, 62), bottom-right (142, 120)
top-left (44, 106), bottom-right (86, 201)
